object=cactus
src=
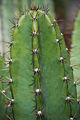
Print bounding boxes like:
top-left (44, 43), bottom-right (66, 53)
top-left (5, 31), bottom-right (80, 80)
top-left (0, 7), bottom-right (80, 120)
top-left (71, 11), bottom-right (80, 105)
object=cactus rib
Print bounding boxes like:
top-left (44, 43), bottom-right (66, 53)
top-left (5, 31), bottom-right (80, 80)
top-left (32, 11), bottom-right (44, 119)
top-left (71, 11), bottom-right (80, 119)
top-left (46, 12), bottom-right (79, 119)
top-left (10, 11), bottom-right (36, 120)
top-left (71, 11), bottom-right (80, 100)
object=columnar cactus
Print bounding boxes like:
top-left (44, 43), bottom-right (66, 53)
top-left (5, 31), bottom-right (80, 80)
top-left (0, 7), bottom-right (80, 120)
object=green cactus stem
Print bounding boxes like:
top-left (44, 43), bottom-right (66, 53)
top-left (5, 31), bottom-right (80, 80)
top-left (7, 8), bottom-right (79, 120)
top-left (39, 10), bottom-right (79, 119)
top-left (0, 8), bottom-right (79, 120)
top-left (71, 11), bottom-right (80, 111)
